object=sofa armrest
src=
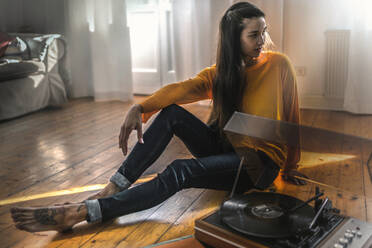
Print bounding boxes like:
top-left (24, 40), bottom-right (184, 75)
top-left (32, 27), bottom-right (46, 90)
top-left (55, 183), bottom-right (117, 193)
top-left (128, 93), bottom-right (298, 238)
top-left (45, 37), bottom-right (65, 71)
top-left (45, 37), bottom-right (70, 89)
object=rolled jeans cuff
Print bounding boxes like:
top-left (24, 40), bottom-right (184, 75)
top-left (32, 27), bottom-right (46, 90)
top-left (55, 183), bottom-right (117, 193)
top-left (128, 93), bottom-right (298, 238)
top-left (110, 172), bottom-right (131, 191)
top-left (84, 199), bottom-right (102, 223)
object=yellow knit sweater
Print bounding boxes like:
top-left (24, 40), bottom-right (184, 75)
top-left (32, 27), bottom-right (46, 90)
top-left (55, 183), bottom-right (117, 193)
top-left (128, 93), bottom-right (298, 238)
top-left (139, 51), bottom-right (300, 170)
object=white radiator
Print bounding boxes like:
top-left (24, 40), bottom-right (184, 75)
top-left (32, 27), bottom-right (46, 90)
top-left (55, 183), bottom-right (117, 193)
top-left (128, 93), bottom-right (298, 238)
top-left (325, 30), bottom-right (350, 99)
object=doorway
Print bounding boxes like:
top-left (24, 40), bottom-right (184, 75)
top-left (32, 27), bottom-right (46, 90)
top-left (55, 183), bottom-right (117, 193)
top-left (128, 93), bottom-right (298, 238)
top-left (126, 0), bottom-right (176, 94)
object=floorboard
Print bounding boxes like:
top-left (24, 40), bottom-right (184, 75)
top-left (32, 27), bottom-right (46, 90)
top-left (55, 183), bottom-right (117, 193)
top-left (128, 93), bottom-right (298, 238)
top-left (1, 98), bottom-right (371, 247)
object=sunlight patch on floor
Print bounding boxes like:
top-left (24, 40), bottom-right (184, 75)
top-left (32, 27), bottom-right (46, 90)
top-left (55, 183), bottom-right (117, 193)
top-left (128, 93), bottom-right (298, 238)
top-left (298, 151), bottom-right (355, 168)
top-left (0, 174), bottom-right (157, 206)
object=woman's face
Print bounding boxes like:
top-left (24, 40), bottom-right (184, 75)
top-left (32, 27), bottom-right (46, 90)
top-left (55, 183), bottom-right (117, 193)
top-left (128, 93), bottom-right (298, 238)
top-left (240, 17), bottom-right (267, 60)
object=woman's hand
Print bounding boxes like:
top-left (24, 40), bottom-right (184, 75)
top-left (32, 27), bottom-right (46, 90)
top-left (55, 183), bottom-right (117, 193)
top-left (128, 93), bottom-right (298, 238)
top-left (119, 104), bottom-right (144, 156)
top-left (281, 169), bottom-right (308, 185)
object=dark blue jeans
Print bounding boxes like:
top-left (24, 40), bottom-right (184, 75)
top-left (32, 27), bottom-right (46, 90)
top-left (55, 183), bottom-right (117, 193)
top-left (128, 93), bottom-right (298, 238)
top-left (87, 105), bottom-right (279, 222)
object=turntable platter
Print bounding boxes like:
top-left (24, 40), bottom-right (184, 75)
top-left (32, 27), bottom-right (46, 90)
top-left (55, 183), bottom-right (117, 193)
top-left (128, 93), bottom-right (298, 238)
top-left (220, 192), bottom-right (315, 238)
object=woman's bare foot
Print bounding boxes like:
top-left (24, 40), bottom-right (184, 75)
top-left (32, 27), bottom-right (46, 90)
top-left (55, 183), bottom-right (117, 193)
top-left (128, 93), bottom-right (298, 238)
top-left (11, 203), bottom-right (87, 233)
top-left (86, 181), bottom-right (121, 200)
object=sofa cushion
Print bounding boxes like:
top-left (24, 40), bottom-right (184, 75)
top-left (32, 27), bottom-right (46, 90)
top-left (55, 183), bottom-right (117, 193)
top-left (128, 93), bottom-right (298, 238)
top-left (4, 37), bottom-right (29, 58)
top-left (0, 61), bottom-right (41, 82)
top-left (6, 34), bottom-right (63, 62)
top-left (2, 35), bottom-right (48, 61)
top-left (20, 36), bottom-right (52, 61)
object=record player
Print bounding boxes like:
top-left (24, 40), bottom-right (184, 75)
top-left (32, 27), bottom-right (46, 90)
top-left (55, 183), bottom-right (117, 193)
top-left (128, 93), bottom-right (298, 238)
top-left (194, 112), bottom-right (372, 248)
top-left (195, 190), bottom-right (372, 248)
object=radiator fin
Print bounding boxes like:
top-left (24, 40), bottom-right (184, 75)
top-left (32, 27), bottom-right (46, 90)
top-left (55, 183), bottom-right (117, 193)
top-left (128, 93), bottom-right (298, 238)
top-left (325, 30), bottom-right (350, 98)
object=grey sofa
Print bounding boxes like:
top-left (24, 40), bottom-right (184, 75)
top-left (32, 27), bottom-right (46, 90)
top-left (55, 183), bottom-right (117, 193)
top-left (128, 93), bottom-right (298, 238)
top-left (0, 33), bottom-right (70, 121)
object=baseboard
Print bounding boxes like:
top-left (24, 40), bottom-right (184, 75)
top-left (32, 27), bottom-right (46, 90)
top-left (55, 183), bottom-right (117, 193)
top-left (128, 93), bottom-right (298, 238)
top-left (93, 94), bottom-right (344, 111)
top-left (94, 92), bottom-right (133, 102)
top-left (300, 95), bottom-right (344, 111)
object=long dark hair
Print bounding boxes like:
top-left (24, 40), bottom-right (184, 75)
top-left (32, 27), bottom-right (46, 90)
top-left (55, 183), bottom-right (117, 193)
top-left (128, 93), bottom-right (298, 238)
top-left (209, 2), bottom-right (267, 134)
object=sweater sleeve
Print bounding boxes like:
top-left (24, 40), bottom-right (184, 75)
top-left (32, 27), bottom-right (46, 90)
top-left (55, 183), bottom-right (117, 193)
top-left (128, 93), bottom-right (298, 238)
top-left (139, 66), bottom-right (215, 123)
top-left (281, 55), bottom-right (301, 171)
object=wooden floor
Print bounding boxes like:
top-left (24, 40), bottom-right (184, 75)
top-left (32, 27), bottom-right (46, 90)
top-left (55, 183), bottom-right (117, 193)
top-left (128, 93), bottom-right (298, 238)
top-left (1, 97), bottom-right (372, 248)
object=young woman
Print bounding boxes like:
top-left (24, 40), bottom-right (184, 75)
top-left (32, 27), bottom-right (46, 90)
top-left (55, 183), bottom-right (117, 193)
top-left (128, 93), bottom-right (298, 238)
top-left (11, 2), bottom-right (307, 232)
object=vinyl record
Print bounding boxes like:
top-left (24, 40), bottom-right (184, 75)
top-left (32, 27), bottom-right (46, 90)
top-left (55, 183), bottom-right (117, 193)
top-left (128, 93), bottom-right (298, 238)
top-left (220, 192), bottom-right (315, 238)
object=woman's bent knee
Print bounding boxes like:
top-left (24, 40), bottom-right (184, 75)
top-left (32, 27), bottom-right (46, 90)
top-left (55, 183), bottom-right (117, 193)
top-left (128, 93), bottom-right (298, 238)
top-left (159, 104), bottom-right (188, 120)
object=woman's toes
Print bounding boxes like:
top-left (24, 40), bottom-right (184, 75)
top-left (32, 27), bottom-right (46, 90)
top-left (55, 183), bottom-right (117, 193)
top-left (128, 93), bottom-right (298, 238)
top-left (11, 207), bottom-right (34, 215)
top-left (11, 212), bottom-right (33, 222)
top-left (12, 211), bottom-right (32, 217)
top-left (10, 207), bottom-right (23, 214)
top-left (12, 215), bottom-right (33, 222)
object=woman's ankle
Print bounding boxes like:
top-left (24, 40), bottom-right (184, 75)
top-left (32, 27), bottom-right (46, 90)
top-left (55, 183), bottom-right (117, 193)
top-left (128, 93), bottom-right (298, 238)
top-left (106, 181), bottom-right (120, 194)
top-left (66, 203), bottom-right (88, 224)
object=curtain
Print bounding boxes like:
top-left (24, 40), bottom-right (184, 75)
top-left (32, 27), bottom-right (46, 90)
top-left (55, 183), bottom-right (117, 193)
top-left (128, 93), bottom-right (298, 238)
top-left (66, 0), bottom-right (133, 101)
top-left (171, 0), bottom-right (213, 81)
top-left (343, 0), bottom-right (372, 114)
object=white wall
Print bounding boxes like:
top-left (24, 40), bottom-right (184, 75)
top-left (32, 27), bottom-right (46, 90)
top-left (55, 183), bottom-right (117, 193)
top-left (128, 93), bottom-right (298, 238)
top-left (0, 0), bottom-right (23, 32)
top-left (0, 0), bottom-right (66, 34)
top-left (283, 0), bottom-right (352, 110)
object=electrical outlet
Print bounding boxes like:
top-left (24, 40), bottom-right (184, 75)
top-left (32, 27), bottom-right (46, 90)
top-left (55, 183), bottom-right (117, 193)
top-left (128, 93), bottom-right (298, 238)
top-left (295, 66), bottom-right (306, 77)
